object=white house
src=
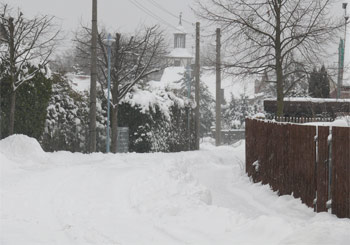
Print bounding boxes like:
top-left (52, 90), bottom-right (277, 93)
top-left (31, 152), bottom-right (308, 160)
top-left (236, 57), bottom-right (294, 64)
top-left (166, 14), bottom-right (193, 67)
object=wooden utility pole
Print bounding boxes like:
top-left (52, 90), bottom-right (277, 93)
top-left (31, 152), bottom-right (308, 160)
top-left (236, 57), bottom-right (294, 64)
top-left (89, 0), bottom-right (98, 152)
top-left (215, 28), bottom-right (221, 146)
top-left (194, 22), bottom-right (200, 150)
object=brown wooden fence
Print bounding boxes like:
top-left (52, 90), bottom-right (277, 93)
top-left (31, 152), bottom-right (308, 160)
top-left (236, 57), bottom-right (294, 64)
top-left (245, 118), bottom-right (350, 218)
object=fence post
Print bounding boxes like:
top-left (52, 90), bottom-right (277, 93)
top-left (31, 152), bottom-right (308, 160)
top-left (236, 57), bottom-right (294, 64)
top-left (327, 126), bottom-right (333, 210)
top-left (314, 126), bottom-right (319, 211)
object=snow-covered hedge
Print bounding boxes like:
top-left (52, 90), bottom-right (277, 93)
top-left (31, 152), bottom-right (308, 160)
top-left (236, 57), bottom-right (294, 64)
top-left (41, 74), bottom-right (194, 153)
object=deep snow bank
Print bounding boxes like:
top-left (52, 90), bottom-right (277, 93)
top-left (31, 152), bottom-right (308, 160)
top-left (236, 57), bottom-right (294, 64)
top-left (0, 134), bottom-right (46, 163)
top-left (1, 135), bottom-right (350, 245)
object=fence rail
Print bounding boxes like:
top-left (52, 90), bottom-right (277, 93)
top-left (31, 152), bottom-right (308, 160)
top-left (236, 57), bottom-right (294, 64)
top-left (245, 118), bottom-right (350, 218)
top-left (266, 116), bottom-right (334, 123)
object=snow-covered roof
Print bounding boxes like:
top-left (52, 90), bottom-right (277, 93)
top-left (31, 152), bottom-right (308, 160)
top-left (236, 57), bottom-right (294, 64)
top-left (159, 67), bottom-right (185, 90)
top-left (265, 97), bottom-right (350, 103)
top-left (66, 73), bottom-right (91, 93)
top-left (344, 78), bottom-right (350, 87)
top-left (201, 68), bottom-right (255, 100)
top-left (158, 66), bottom-right (255, 101)
top-left (174, 24), bottom-right (186, 34)
top-left (167, 48), bottom-right (193, 59)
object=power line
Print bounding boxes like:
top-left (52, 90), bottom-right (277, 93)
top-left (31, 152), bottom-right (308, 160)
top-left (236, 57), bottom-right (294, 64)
top-left (144, 0), bottom-right (193, 26)
top-left (129, 0), bottom-right (181, 31)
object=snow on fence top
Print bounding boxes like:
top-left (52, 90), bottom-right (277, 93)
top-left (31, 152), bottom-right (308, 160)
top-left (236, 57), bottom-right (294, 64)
top-left (264, 98), bottom-right (350, 118)
top-left (268, 97), bottom-right (350, 103)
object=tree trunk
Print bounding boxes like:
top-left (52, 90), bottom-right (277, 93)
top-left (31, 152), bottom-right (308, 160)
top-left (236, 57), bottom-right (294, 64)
top-left (8, 90), bottom-right (16, 135)
top-left (276, 61), bottom-right (284, 117)
top-left (275, 2), bottom-right (284, 117)
top-left (8, 18), bottom-right (16, 136)
top-left (111, 103), bottom-right (119, 153)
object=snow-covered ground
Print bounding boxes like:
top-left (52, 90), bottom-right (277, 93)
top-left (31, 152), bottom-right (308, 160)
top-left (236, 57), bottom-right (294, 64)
top-left (1, 135), bottom-right (350, 245)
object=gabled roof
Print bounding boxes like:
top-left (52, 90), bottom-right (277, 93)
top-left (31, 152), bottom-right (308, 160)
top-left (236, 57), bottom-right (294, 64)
top-left (167, 48), bottom-right (193, 59)
top-left (174, 24), bottom-right (186, 34)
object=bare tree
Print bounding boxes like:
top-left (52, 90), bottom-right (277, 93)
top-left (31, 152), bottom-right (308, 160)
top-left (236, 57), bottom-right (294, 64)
top-left (195, 0), bottom-right (342, 116)
top-left (75, 25), bottom-right (166, 153)
top-left (0, 4), bottom-right (59, 134)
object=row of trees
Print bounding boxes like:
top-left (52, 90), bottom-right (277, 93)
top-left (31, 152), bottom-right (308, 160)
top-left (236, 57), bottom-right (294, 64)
top-left (195, 0), bottom-right (342, 116)
top-left (0, 4), bottom-right (203, 153)
top-left (0, 4), bottom-right (58, 139)
top-left (1, 0), bottom-right (341, 152)
top-left (74, 25), bottom-right (167, 153)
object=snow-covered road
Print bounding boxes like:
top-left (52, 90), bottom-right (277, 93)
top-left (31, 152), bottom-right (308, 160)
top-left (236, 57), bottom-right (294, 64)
top-left (1, 135), bottom-right (350, 245)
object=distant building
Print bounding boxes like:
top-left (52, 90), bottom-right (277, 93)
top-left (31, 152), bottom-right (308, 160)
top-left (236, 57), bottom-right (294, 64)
top-left (0, 23), bottom-right (8, 43)
top-left (329, 76), bottom-right (350, 99)
top-left (264, 98), bottom-right (350, 118)
top-left (340, 85), bottom-right (350, 98)
top-left (166, 13), bottom-right (193, 67)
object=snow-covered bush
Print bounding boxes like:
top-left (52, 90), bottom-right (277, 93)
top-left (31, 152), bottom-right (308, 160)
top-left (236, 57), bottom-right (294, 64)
top-left (40, 73), bottom-right (106, 152)
top-left (118, 83), bottom-right (192, 153)
top-left (40, 73), bottom-right (193, 153)
top-left (0, 64), bottom-right (52, 139)
top-left (222, 93), bottom-right (258, 129)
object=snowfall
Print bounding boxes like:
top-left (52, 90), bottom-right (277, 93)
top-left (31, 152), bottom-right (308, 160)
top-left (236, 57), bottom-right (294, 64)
top-left (1, 135), bottom-right (350, 245)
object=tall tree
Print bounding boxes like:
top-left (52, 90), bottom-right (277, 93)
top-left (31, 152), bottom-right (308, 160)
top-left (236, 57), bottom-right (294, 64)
top-left (0, 64), bottom-right (52, 139)
top-left (0, 4), bottom-right (59, 134)
top-left (195, 0), bottom-right (341, 116)
top-left (309, 65), bottom-right (330, 98)
top-left (75, 26), bottom-right (166, 153)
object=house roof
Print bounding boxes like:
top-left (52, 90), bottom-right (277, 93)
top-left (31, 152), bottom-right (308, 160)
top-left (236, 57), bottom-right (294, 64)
top-left (174, 24), bottom-right (186, 34)
top-left (167, 48), bottom-right (193, 59)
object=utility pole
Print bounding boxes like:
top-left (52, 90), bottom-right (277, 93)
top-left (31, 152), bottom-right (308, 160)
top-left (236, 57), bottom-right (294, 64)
top-left (186, 65), bottom-right (192, 151)
top-left (215, 28), bottom-right (221, 146)
top-left (89, 0), bottom-right (98, 152)
top-left (338, 3), bottom-right (349, 99)
top-left (194, 22), bottom-right (200, 150)
top-left (337, 39), bottom-right (344, 99)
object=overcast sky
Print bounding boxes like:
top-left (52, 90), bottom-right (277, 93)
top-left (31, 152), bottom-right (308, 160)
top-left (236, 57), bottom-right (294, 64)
top-left (4, 0), bottom-right (350, 69)
top-left (6, 0), bottom-right (198, 49)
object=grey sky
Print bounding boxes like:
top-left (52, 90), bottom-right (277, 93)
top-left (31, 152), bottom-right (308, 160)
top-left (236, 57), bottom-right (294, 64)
top-left (4, 0), bottom-right (350, 68)
top-left (6, 0), bottom-right (197, 47)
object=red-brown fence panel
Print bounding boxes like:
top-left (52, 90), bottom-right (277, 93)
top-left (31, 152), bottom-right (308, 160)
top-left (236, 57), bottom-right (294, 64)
top-left (316, 126), bottom-right (330, 213)
top-left (289, 124), bottom-right (316, 208)
top-left (245, 118), bottom-right (258, 179)
top-left (332, 127), bottom-right (350, 218)
top-left (279, 123), bottom-right (291, 196)
top-left (245, 118), bottom-right (349, 218)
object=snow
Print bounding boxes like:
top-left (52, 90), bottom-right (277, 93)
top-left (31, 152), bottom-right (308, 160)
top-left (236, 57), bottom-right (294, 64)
top-left (66, 73), bottom-right (91, 93)
top-left (273, 97), bottom-right (350, 103)
top-left (168, 48), bottom-right (193, 58)
top-left (0, 135), bottom-right (46, 164)
top-left (201, 68), bottom-right (256, 100)
top-left (304, 117), bottom-right (350, 127)
top-left (174, 24), bottom-right (186, 34)
top-left (159, 66), bottom-right (256, 101)
top-left (122, 84), bottom-right (186, 120)
top-left (160, 66), bottom-right (186, 90)
top-left (254, 112), bottom-right (266, 119)
top-left (1, 135), bottom-right (350, 244)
